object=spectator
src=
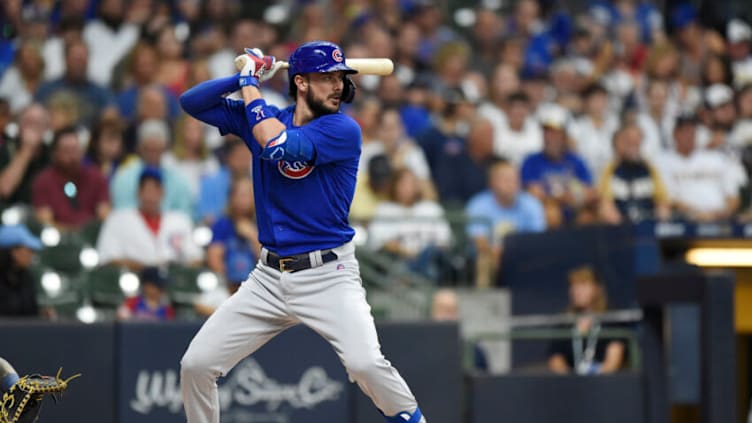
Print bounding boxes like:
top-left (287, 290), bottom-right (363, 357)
top-left (85, 111), bottom-right (126, 181)
top-left (431, 288), bottom-right (488, 372)
top-left (83, 0), bottom-right (141, 88)
top-left (486, 91), bottom-right (543, 165)
top-left (521, 104), bottom-right (596, 228)
top-left (117, 266), bottom-right (175, 322)
top-left (35, 38), bottom-right (113, 127)
top-left (598, 124), bottom-right (671, 223)
top-left (207, 177), bottom-right (261, 295)
top-left (31, 126), bottom-right (110, 230)
top-left (727, 19), bottom-right (752, 87)
top-left (479, 63), bottom-right (521, 128)
top-left (116, 42), bottom-right (181, 127)
top-left (97, 167), bottom-right (202, 271)
top-left (567, 83), bottom-right (619, 181)
top-left (671, 4), bottom-right (725, 87)
top-left (0, 39), bottom-right (45, 113)
top-left (163, 114), bottom-right (220, 200)
top-left (110, 119), bottom-right (193, 216)
top-left (730, 84), bottom-right (752, 149)
top-left (0, 103), bottom-right (50, 207)
top-left (351, 154), bottom-right (394, 222)
top-left (41, 16), bottom-right (85, 82)
top-left (0, 225), bottom-right (43, 318)
top-left (635, 78), bottom-right (674, 154)
top-left (196, 138), bottom-right (252, 225)
top-left (657, 115), bottom-right (739, 222)
top-left (547, 266), bottom-right (626, 375)
top-left (155, 24), bottom-right (191, 97)
top-left (466, 160), bottom-right (546, 287)
top-left (367, 107), bottom-right (436, 200)
top-left (367, 168), bottom-right (452, 281)
top-left (434, 116), bottom-right (497, 207)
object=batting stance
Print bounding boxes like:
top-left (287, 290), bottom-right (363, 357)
top-left (179, 41), bottom-right (426, 423)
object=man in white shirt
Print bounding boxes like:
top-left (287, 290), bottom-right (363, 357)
top-left (484, 92), bottom-right (543, 165)
top-left (567, 83), bottom-right (619, 182)
top-left (657, 115), bottom-right (739, 221)
top-left (82, 0), bottom-right (141, 87)
top-left (97, 167), bottom-right (203, 270)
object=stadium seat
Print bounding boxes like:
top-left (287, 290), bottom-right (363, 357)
top-left (167, 263), bottom-right (204, 306)
top-left (38, 232), bottom-right (86, 275)
top-left (85, 265), bottom-right (126, 307)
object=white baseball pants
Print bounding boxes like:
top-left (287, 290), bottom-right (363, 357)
top-left (180, 241), bottom-right (421, 422)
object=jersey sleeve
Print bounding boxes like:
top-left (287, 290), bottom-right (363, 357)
top-left (210, 218), bottom-right (233, 244)
top-left (294, 113), bottom-right (362, 165)
top-left (573, 156), bottom-right (593, 185)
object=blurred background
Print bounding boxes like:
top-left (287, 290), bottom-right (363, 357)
top-left (0, 0), bottom-right (751, 422)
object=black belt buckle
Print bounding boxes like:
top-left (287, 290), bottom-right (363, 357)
top-left (278, 257), bottom-right (296, 272)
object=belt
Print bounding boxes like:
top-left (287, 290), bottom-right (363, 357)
top-left (264, 249), bottom-right (338, 273)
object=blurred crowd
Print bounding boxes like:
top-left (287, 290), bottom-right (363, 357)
top-left (2, 0), bottom-right (752, 319)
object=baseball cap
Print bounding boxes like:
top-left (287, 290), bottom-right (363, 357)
top-left (705, 84), bottom-right (734, 108)
top-left (728, 19), bottom-right (752, 43)
top-left (139, 166), bottom-right (163, 186)
top-left (670, 4), bottom-right (697, 30)
top-left (139, 266), bottom-right (168, 289)
top-left (537, 103), bottom-right (569, 130)
top-left (0, 225), bottom-right (43, 251)
top-left (674, 113), bottom-right (698, 128)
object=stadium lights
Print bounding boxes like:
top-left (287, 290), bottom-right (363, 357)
top-left (76, 304), bottom-right (97, 324)
top-left (79, 247), bottom-right (99, 269)
top-left (197, 272), bottom-right (219, 292)
top-left (41, 272), bottom-right (62, 297)
top-left (192, 226), bottom-right (213, 247)
top-left (685, 247), bottom-right (752, 267)
top-left (1, 205), bottom-right (24, 225)
top-left (119, 272), bottom-right (140, 296)
top-left (40, 226), bottom-right (60, 247)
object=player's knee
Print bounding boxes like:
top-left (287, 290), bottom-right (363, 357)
top-left (180, 347), bottom-right (215, 381)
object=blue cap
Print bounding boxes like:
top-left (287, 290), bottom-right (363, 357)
top-left (0, 225), bottom-right (43, 251)
top-left (671, 4), bottom-right (697, 30)
top-left (139, 166), bottom-right (163, 186)
top-left (139, 266), bottom-right (168, 289)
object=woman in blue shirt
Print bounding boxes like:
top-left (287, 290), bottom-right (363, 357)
top-left (206, 177), bottom-right (261, 293)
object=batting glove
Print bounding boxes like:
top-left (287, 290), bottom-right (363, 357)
top-left (235, 48), bottom-right (276, 88)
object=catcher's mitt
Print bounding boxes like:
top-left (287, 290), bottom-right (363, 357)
top-left (0, 368), bottom-right (80, 423)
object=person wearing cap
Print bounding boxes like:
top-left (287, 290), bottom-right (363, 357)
top-left (110, 118), bottom-right (193, 217)
top-left (656, 115), bottom-right (739, 222)
top-left (727, 18), bottom-right (752, 88)
top-left (31, 126), bottom-right (110, 230)
top-left (0, 225), bottom-right (43, 317)
top-left (700, 84), bottom-right (747, 191)
top-left (117, 266), bottom-right (174, 322)
top-left (671, 3), bottom-right (725, 87)
top-left (521, 104), bottom-right (596, 228)
top-left (97, 166), bottom-right (202, 271)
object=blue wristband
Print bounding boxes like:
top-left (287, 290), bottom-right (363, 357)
top-left (238, 75), bottom-right (259, 88)
top-left (246, 99), bottom-right (274, 129)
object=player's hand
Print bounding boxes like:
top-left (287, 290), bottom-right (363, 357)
top-left (235, 48), bottom-right (276, 86)
top-left (260, 59), bottom-right (284, 82)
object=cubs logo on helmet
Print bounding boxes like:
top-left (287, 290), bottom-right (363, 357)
top-left (278, 160), bottom-right (315, 179)
top-left (332, 48), bottom-right (343, 63)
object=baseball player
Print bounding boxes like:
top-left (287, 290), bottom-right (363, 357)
top-left (179, 41), bottom-right (427, 423)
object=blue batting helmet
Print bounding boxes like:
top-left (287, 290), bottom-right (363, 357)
top-left (288, 41), bottom-right (358, 79)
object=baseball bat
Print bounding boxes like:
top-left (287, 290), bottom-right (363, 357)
top-left (236, 57), bottom-right (394, 76)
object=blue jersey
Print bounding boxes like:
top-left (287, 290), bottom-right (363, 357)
top-left (181, 77), bottom-right (361, 256)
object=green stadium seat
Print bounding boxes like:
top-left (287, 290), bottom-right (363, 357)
top-left (86, 265), bottom-right (126, 307)
top-left (168, 264), bottom-right (204, 306)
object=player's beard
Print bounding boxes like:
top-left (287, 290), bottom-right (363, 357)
top-left (305, 89), bottom-right (339, 118)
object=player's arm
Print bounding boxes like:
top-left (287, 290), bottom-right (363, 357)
top-left (236, 49), bottom-right (317, 162)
